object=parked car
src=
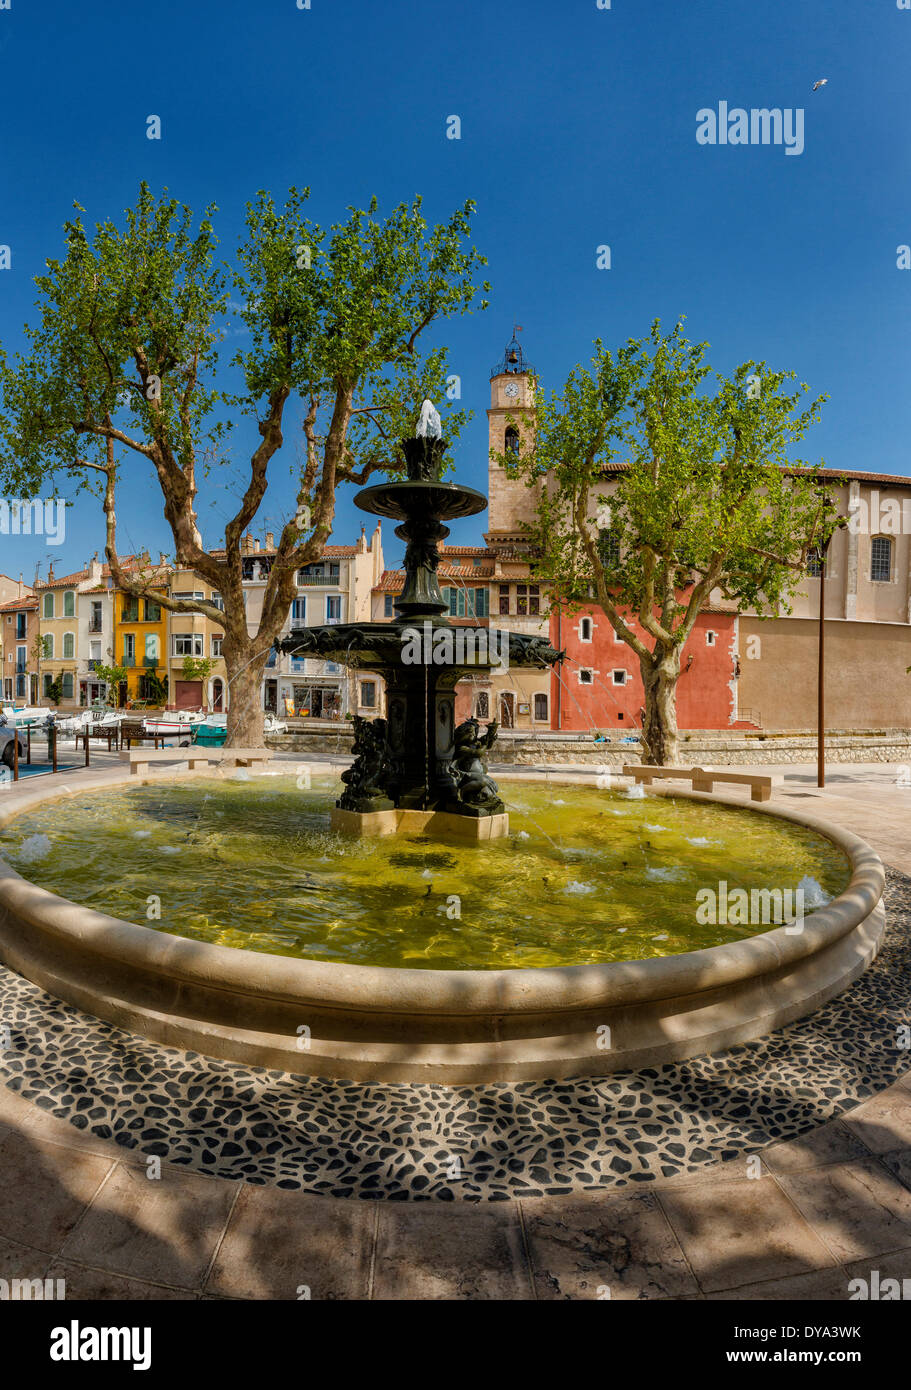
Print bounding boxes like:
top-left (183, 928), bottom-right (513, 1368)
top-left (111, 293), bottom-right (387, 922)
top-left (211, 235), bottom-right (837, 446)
top-left (0, 726), bottom-right (27, 769)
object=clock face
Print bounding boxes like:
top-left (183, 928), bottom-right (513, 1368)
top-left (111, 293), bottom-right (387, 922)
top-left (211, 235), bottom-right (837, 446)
top-left (504, 381), bottom-right (520, 399)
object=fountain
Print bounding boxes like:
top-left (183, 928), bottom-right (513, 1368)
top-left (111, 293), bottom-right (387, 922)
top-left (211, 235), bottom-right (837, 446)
top-left (0, 400), bottom-right (887, 1082)
top-left (279, 402), bottom-right (562, 835)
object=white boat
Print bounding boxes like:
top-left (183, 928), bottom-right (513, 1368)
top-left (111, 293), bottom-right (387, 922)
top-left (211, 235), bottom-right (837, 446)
top-left (142, 710), bottom-right (206, 737)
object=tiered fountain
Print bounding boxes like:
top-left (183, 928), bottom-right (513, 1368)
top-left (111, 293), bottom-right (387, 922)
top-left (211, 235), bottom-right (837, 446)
top-left (280, 402), bottom-right (563, 837)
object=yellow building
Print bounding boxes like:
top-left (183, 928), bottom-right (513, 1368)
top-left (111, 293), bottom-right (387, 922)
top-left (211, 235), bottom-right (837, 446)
top-left (113, 560), bottom-right (169, 707)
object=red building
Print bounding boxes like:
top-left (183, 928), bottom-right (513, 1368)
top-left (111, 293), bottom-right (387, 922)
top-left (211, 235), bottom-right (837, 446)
top-left (549, 604), bottom-right (747, 732)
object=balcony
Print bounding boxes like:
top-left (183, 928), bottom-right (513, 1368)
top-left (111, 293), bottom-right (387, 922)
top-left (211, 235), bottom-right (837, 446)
top-left (123, 656), bottom-right (135, 668)
top-left (143, 655), bottom-right (159, 668)
top-left (88, 621), bottom-right (104, 634)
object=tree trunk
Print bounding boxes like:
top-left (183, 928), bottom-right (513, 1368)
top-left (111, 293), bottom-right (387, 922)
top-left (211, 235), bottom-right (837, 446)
top-left (223, 637), bottom-right (268, 747)
top-left (639, 648), bottom-right (680, 766)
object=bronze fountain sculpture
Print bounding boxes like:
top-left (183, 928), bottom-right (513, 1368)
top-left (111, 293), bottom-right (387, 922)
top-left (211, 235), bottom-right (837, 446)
top-left (280, 402), bottom-right (563, 823)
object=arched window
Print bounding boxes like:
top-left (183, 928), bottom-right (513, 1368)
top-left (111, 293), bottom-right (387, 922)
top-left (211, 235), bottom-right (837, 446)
top-left (43, 633), bottom-right (54, 659)
top-left (62, 631), bottom-right (75, 659)
top-left (807, 548), bottom-right (823, 578)
top-left (580, 617), bottom-right (593, 642)
top-left (43, 592), bottom-right (54, 619)
top-left (504, 426), bottom-right (520, 458)
top-left (871, 535), bottom-right (892, 583)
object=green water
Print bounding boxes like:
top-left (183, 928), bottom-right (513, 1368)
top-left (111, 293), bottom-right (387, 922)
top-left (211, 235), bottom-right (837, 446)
top-left (0, 775), bottom-right (850, 970)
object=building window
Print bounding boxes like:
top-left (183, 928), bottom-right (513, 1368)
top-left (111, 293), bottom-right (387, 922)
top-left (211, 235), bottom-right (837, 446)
top-left (173, 633), bottom-right (203, 657)
top-left (498, 584), bottom-right (510, 616)
top-left (326, 595), bottom-right (342, 622)
top-left (62, 673), bottom-right (74, 700)
top-left (445, 587), bottom-right (489, 619)
top-left (89, 641), bottom-right (101, 661)
top-left (63, 590), bottom-right (75, 618)
top-left (63, 632), bottom-right (75, 660)
top-left (384, 594), bottom-right (395, 618)
top-left (291, 598), bottom-right (306, 624)
top-left (580, 617), bottom-right (593, 642)
top-left (529, 585), bottom-right (540, 616)
top-left (43, 592), bottom-right (54, 619)
top-left (145, 599), bottom-right (162, 622)
top-left (534, 692), bottom-right (549, 721)
top-left (475, 691), bottom-right (490, 719)
top-left (579, 668), bottom-right (594, 685)
top-left (43, 673), bottom-right (52, 697)
top-left (211, 636), bottom-right (223, 657)
top-left (706, 630), bottom-right (716, 647)
top-left (612, 669), bottom-right (627, 686)
top-left (211, 593), bottom-right (224, 612)
top-left (90, 601), bottom-right (103, 633)
top-left (123, 633), bottom-right (135, 662)
top-left (807, 548), bottom-right (824, 578)
top-left (42, 633), bottom-right (54, 659)
top-left (122, 598), bottom-right (140, 622)
top-left (504, 426), bottom-right (520, 458)
top-left (516, 584), bottom-right (528, 616)
top-left (871, 536), bottom-right (892, 582)
top-left (360, 680), bottom-right (376, 709)
top-left (598, 528), bottom-right (621, 568)
top-left (16, 614), bottom-right (26, 640)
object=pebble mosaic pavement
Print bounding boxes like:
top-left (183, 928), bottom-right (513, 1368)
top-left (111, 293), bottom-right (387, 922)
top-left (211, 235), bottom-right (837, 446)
top-left (1, 872), bottom-right (907, 1202)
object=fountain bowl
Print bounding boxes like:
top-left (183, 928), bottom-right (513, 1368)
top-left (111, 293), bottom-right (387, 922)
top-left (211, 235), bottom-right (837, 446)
top-left (0, 769), bottom-right (884, 1084)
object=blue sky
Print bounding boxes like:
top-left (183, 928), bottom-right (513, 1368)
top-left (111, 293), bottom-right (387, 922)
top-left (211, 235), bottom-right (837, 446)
top-left (0, 0), bottom-right (908, 581)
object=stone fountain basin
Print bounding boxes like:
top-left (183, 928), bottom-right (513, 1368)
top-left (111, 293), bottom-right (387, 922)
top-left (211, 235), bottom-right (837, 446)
top-left (0, 770), bottom-right (885, 1084)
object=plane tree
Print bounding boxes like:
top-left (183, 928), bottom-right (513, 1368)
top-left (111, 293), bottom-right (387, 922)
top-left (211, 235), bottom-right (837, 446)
top-left (0, 183), bottom-right (487, 742)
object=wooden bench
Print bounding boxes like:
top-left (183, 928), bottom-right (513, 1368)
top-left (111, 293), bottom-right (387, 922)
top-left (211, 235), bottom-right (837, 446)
top-left (621, 764), bottom-right (781, 802)
top-left (119, 720), bottom-right (167, 750)
top-left (121, 747), bottom-right (274, 776)
top-left (76, 725), bottom-right (120, 752)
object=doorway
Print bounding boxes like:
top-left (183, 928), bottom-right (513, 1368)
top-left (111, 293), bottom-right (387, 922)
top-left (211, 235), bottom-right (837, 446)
top-left (499, 692), bottom-right (515, 728)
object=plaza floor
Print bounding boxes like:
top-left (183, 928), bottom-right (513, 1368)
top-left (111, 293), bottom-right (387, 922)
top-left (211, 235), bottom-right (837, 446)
top-left (1, 752), bottom-right (910, 1299)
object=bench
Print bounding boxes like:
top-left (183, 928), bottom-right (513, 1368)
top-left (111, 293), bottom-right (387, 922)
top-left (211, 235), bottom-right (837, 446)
top-left (121, 747), bottom-right (274, 776)
top-left (76, 725), bottom-right (120, 752)
top-left (119, 720), bottom-right (167, 751)
top-left (621, 764), bottom-right (781, 803)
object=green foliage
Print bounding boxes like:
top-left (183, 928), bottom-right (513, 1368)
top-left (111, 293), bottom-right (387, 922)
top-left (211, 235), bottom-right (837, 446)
top-left (181, 655), bottom-right (215, 682)
top-left (93, 663), bottom-right (128, 707)
top-left (499, 319), bottom-right (838, 660)
top-left (45, 677), bottom-right (64, 707)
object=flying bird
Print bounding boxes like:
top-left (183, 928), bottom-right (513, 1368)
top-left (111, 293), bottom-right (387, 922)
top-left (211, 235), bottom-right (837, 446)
top-left (812, 78), bottom-right (828, 91)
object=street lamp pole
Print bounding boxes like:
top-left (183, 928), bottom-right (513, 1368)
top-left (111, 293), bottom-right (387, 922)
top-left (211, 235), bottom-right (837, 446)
top-left (817, 539), bottom-right (826, 788)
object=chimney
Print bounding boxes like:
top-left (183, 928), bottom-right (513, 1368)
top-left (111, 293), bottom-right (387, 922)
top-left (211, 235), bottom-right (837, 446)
top-left (357, 525), bottom-right (367, 555)
top-left (265, 532), bottom-right (275, 550)
top-left (253, 537), bottom-right (261, 553)
top-left (159, 552), bottom-right (168, 568)
top-left (90, 556), bottom-right (102, 583)
top-left (47, 563), bottom-right (55, 583)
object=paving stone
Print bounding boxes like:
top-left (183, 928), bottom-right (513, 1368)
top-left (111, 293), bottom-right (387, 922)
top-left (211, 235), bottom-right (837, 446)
top-left (60, 1162), bottom-right (236, 1289)
top-left (0, 1130), bottom-right (113, 1255)
top-left (842, 1088), bottom-right (911, 1154)
top-left (46, 1259), bottom-right (195, 1300)
top-left (658, 1176), bottom-right (836, 1293)
top-left (762, 1120), bottom-right (872, 1173)
top-left (207, 1185), bottom-right (373, 1300)
top-left (373, 1203), bottom-right (531, 1300)
top-left (522, 1191), bottom-right (699, 1300)
top-left (779, 1157), bottom-right (911, 1262)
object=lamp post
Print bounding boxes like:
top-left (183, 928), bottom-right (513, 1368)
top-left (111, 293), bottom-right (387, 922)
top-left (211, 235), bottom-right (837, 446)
top-left (817, 535), bottom-right (828, 788)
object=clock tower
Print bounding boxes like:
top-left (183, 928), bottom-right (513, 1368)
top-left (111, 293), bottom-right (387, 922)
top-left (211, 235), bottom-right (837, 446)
top-left (485, 330), bottom-right (539, 547)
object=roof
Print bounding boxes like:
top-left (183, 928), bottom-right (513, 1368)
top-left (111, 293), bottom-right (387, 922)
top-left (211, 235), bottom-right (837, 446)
top-left (0, 596), bottom-right (38, 612)
top-left (372, 564), bottom-right (495, 594)
top-left (595, 463), bottom-right (911, 489)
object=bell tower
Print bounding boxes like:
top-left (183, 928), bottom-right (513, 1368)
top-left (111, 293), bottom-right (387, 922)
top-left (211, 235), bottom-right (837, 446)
top-left (485, 330), bottom-right (539, 548)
